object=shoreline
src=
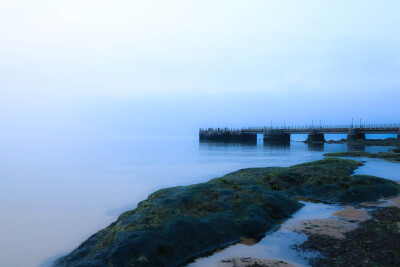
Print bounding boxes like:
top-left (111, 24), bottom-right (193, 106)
top-left (296, 204), bottom-right (400, 266)
top-left (212, 195), bottom-right (400, 267)
top-left (54, 158), bottom-right (400, 267)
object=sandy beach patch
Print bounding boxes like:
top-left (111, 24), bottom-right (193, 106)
top-left (387, 197), bottom-right (400, 207)
top-left (285, 218), bottom-right (357, 239)
top-left (333, 208), bottom-right (369, 221)
top-left (285, 207), bottom-right (370, 239)
top-left (219, 257), bottom-right (294, 267)
top-left (360, 196), bottom-right (400, 208)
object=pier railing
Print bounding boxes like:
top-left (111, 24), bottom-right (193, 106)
top-left (200, 123), bottom-right (400, 134)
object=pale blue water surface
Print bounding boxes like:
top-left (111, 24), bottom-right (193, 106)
top-left (0, 135), bottom-right (398, 267)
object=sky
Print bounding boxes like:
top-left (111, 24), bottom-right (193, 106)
top-left (1, 0), bottom-right (400, 137)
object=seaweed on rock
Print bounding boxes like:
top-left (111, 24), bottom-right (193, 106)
top-left (54, 158), bottom-right (400, 267)
top-left (324, 151), bottom-right (400, 163)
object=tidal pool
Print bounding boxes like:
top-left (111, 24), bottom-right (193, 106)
top-left (188, 201), bottom-right (342, 267)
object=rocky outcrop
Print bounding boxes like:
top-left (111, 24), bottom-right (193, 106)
top-left (55, 158), bottom-right (400, 267)
top-left (324, 151), bottom-right (400, 163)
top-left (325, 138), bottom-right (400, 146)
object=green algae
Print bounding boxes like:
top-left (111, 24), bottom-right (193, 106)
top-left (324, 151), bottom-right (400, 163)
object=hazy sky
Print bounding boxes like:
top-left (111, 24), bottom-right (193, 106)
top-left (1, 0), bottom-right (400, 137)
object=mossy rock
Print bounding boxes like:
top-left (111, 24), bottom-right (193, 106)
top-left (324, 151), bottom-right (400, 163)
top-left (55, 158), bottom-right (399, 267)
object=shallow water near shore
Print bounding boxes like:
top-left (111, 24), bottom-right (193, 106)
top-left (0, 135), bottom-right (398, 267)
top-left (188, 201), bottom-right (342, 267)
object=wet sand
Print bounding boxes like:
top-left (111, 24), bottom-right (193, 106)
top-left (219, 257), bottom-right (294, 267)
top-left (360, 196), bottom-right (400, 208)
top-left (332, 207), bottom-right (370, 221)
top-left (238, 237), bottom-right (259, 246)
top-left (284, 218), bottom-right (357, 239)
top-left (297, 206), bottom-right (400, 266)
top-left (283, 207), bottom-right (368, 239)
top-left (387, 197), bottom-right (400, 207)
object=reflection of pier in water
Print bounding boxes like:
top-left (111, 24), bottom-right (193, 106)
top-left (307, 142), bottom-right (324, 151)
top-left (199, 139), bottom-right (257, 147)
top-left (347, 143), bottom-right (366, 152)
top-left (264, 141), bottom-right (290, 150)
top-left (199, 138), bottom-right (397, 154)
top-left (199, 139), bottom-right (398, 156)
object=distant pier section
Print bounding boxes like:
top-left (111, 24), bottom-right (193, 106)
top-left (199, 128), bottom-right (257, 142)
top-left (199, 124), bottom-right (400, 143)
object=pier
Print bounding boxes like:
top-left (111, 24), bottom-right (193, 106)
top-left (199, 124), bottom-right (400, 143)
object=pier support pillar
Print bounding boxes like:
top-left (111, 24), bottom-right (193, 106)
top-left (263, 130), bottom-right (290, 143)
top-left (306, 130), bottom-right (325, 143)
top-left (347, 129), bottom-right (366, 142)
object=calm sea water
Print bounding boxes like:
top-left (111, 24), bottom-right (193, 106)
top-left (0, 134), bottom-right (399, 267)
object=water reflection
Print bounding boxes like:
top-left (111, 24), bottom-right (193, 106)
top-left (199, 140), bottom-right (257, 148)
top-left (263, 141), bottom-right (290, 151)
top-left (347, 143), bottom-right (366, 152)
top-left (307, 143), bottom-right (324, 152)
top-left (189, 201), bottom-right (341, 267)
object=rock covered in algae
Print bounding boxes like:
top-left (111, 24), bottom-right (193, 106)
top-left (324, 151), bottom-right (400, 162)
top-left (54, 158), bottom-right (399, 267)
